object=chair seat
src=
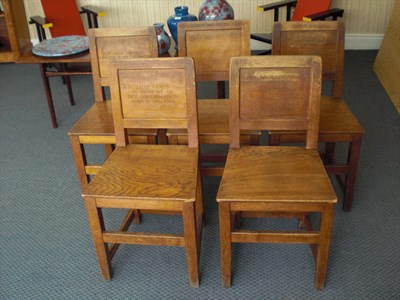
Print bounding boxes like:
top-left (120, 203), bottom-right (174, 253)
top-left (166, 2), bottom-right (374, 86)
top-left (68, 101), bottom-right (158, 137)
top-left (167, 99), bottom-right (260, 144)
top-left (83, 144), bottom-right (199, 201)
top-left (270, 97), bottom-right (364, 139)
top-left (319, 97), bottom-right (364, 134)
top-left (217, 146), bottom-right (337, 203)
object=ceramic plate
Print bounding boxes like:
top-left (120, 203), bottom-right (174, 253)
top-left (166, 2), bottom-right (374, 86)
top-left (32, 35), bottom-right (89, 57)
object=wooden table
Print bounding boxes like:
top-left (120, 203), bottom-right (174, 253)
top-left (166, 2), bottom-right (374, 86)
top-left (16, 45), bottom-right (92, 128)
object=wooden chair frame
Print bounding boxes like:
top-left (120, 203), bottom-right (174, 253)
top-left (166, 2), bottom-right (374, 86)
top-left (269, 21), bottom-right (365, 211)
top-left (217, 55), bottom-right (337, 289)
top-left (167, 20), bottom-right (261, 176)
top-left (68, 27), bottom-right (159, 189)
top-left (83, 57), bottom-right (203, 287)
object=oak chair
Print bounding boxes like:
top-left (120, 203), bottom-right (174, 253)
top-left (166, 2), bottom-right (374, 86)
top-left (269, 21), bottom-right (364, 211)
top-left (82, 57), bottom-right (203, 287)
top-left (251, 0), bottom-right (343, 54)
top-left (217, 55), bottom-right (337, 289)
top-left (68, 27), bottom-right (159, 189)
top-left (167, 20), bottom-right (261, 176)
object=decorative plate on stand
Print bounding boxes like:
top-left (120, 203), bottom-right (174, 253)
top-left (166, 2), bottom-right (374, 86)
top-left (32, 35), bottom-right (89, 57)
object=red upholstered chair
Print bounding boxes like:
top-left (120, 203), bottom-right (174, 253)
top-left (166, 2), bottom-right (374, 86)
top-left (251, 0), bottom-right (344, 54)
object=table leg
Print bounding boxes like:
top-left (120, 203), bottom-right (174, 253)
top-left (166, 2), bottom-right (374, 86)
top-left (39, 63), bottom-right (58, 128)
top-left (61, 63), bottom-right (75, 106)
top-left (343, 138), bottom-right (362, 211)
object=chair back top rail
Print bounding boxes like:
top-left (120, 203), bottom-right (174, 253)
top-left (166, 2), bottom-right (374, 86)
top-left (272, 21), bottom-right (344, 97)
top-left (110, 57), bottom-right (199, 148)
top-left (89, 27), bottom-right (159, 101)
top-left (229, 55), bottom-right (322, 149)
top-left (178, 20), bottom-right (251, 82)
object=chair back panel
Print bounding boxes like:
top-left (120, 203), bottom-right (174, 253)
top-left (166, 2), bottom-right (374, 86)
top-left (89, 27), bottom-right (158, 101)
top-left (41, 0), bottom-right (85, 37)
top-left (229, 56), bottom-right (321, 149)
top-left (178, 20), bottom-right (250, 81)
top-left (291, 0), bottom-right (332, 21)
top-left (110, 58), bottom-right (198, 148)
top-left (272, 21), bottom-right (344, 97)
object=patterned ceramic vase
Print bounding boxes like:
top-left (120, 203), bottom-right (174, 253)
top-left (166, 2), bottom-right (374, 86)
top-left (167, 6), bottom-right (198, 50)
top-left (198, 0), bottom-right (234, 21)
top-left (154, 23), bottom-right (171, 55)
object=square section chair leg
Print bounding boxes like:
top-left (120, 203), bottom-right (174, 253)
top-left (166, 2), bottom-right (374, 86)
top-left (218, 201), bottom-right (336, 289)
top-left (84, 196), bottom-right (112, 280)
top-left (183, 202), bottom-right (200, 288)
top-left (343, 138), bottom-right (362, 211)
top-left (69, 135), bottom-right (89, 187)
top-left (195, 174), bottom-right (204, 247)
top-left (219, 202), bottom-right (232, 288)
top-left (104, 144), bottom-right (114, 157)
top-left (315, 203), bottom-right (335, 289)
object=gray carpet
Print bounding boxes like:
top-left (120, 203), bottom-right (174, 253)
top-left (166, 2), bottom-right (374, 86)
top-left (0, 51), bottom-right (399, 299)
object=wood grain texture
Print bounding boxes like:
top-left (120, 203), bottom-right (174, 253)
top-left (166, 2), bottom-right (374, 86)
top-left (0, 0), bottom-right (31, 62)
top-left (82, 57), bottom-right (202, 286)
top-left (218, 147), bottom-right (336, 202)
top-left (68, 27), bottom-right (159, 189)
top-left (168, 20), bottom-right (259, 176)
top-left (178, 20), bottom-right (250, 81)
top-left (272, 21), bottom-right (344, 97)
top-left (269, 21), bottom-right (365, 211)
top-left (109, 57), bottom-right (198, 147)
top-left (89, 26), bottom-right (158, 101)
top-left (217, 55), bottom-right (337, 289)
top-left (229, 55), bottom-right (321, 149)
top-left (167, 99), bottom-right (261, 144)
top-left (374, 0), bottom-right (400, 112)
top-left (83, 144), bottom-right (199, 200)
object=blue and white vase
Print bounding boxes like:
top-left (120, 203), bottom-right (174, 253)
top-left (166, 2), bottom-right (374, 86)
top-left (198, 0), bottom-right (234, 21)
top-left (154, 23), bottom-right (171, 55)
top-left (167, 6), bottom-right (198, 50)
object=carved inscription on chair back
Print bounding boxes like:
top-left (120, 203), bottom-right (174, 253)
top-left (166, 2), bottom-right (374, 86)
top-left (118, 70), bottom-right (187, 120)
top-left (89, 27), bottom-right (158, 101)
top-left (110, 58), bottom-right (198, 147)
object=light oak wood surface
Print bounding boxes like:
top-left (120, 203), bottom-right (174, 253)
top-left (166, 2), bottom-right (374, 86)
top-left (269, 21), bottom-right (365, 211)
top-left (0, 0), bottom-right (30, 62)
top-left (82, 57), bottom-right (203, 287)
top-left (218, 146), bottom-right (336, 202)
top-left (167, 99), bottom-right (260, 144)
top-left (217, 55), bottom-right (336, 290)
top-left (168, 20), bottom-right (260, 176)
top-left (68, 27), bottom-right (159, 188)
top-left (374, 0), bottom-right (400, 112)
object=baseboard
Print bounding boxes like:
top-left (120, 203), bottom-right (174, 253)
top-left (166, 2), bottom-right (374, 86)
top-left (31, 38), bottom-right (40, 46)
top-left (345, 34), bottom-right (384, 50)
top-left (250, 33), bottom-right (384, 51)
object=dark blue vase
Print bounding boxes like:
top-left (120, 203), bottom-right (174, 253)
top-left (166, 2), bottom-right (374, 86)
top-left (167, 6), bottom-right (198, 50)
